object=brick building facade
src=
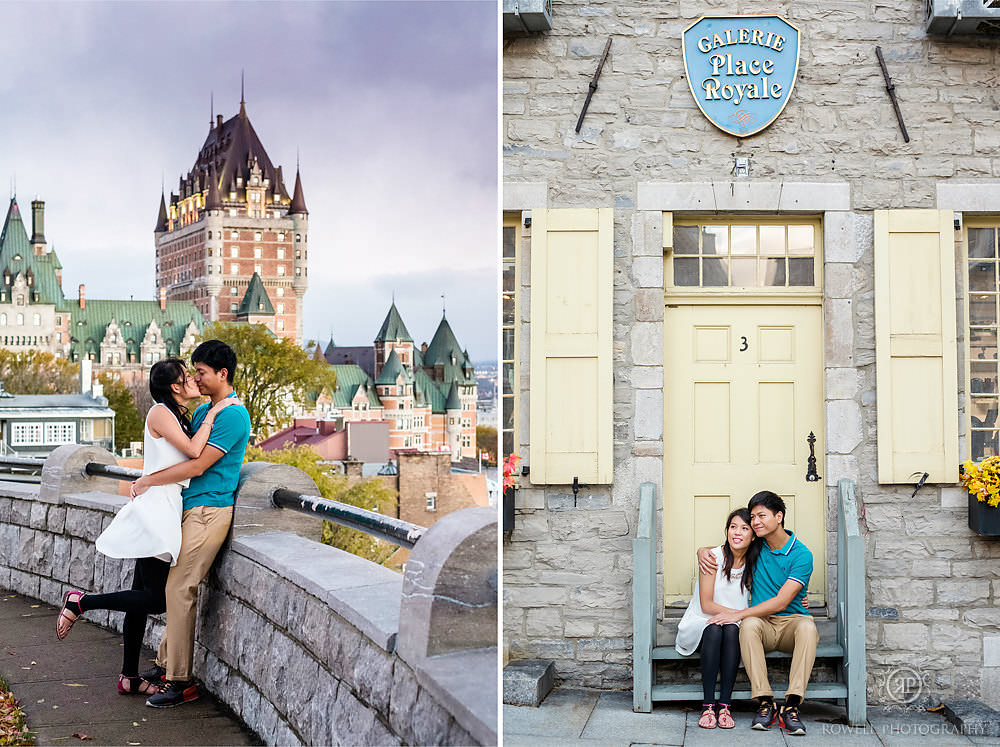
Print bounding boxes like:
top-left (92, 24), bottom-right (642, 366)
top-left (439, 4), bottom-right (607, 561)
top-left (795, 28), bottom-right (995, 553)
top-left (155, 98), bottom-right (308, 344)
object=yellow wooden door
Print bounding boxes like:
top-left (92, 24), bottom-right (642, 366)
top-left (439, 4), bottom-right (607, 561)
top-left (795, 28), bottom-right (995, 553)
top-left (664, 303), bottom-right (826, 606)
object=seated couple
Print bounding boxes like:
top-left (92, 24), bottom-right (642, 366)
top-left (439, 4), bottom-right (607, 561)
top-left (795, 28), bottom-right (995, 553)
top-left (674, 491), bottom-right (818, 736)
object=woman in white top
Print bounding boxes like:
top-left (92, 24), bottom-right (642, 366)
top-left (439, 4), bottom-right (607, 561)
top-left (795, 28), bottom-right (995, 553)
top-left (675, 507), bottom-right (760, 729)
top-left (55, 358), bottom-right (235, 695)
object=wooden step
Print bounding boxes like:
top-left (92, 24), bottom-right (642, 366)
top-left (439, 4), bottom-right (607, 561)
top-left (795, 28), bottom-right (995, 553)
top-left (652, 642), bottom-right (844, 661)
top-left (651, 681), bottom-right (849, 702)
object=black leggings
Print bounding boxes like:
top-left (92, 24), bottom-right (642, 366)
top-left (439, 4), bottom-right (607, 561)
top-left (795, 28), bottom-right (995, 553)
top-left (699, 623), bottom-right (740, 704)
top-left (79, 557), bottom-right (169, 677)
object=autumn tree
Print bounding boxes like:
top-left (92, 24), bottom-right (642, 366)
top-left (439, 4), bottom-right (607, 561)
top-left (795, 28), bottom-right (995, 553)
top-left (0, 349), bottom-right (77, 394)
top-left (243, 444), bottom-right (398, 565)
top-left (98, 373), bottom-right (144, 452)
top-left (476, 425), bottom-right (497, 466)
top-left (200, 322), bottom-right (337, 439)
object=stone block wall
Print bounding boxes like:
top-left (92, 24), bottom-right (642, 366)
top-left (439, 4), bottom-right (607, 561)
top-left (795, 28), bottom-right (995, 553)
top-left (503, 0), bottom-right (1000, 705)
top-left (0, 446), bottom-right (497, 745)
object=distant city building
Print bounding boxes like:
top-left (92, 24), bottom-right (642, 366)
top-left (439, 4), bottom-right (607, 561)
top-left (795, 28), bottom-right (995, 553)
top-left (314, 303), bottom-right (479, 462)
top-left (0, 364), bottom-right (114, 457)
top-left (257, 417), bottom-right (390, 464)
top-left (0, 197), bottom-right (203, 381)
top-left (155, 97), bottom-right (308, 344)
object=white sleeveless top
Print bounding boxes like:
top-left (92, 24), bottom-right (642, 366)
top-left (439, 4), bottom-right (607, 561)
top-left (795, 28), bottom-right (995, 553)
top-left (94, 404), bottom-right (191, 566)
top-left (674, 545), bottom-right (751, 655)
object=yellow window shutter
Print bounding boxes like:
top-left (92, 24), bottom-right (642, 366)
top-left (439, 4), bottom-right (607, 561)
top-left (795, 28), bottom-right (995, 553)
top-left (529, 208), bottom-right (613, 484)
top-left (874, 209), bottom-right (958, 484)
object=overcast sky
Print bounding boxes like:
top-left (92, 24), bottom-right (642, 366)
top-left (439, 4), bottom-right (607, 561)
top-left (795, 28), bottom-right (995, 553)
top-left (0, 1), bottom-right (498, 360)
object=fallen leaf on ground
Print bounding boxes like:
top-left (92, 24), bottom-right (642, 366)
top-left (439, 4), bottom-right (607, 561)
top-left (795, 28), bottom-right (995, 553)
top-left (63, 683), bottom-right (87, 687)
top-left (30, 605), bottom-right (39, 608)
top-left (132, 722), bottom-right (139, 727)
top-left (128, 742), bottom-right (142, 745)
top-left (71, 733), bottom-right (93, 740)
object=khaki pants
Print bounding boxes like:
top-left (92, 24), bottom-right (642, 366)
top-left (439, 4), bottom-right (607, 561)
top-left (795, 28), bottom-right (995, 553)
top-left (156, 505), bottom-right (233, 681)
top-left (739, 614), bottom-right (819, 700)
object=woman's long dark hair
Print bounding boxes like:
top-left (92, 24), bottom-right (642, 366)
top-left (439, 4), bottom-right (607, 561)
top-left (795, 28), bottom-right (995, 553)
top-left (148, 358), bottom-right (194, 437)
top-left (721, 508), bottom-right (759, 594)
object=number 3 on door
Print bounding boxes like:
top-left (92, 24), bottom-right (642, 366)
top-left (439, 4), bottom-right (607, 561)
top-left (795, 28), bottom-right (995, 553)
top-left (739, 336), bottom-right (748, 352)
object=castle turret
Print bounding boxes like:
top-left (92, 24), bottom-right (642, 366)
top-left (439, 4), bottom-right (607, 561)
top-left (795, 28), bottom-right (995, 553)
top-left (445, 380), bottom-right (462, 462)
top-left (203, 163), bottom-right (224, 321)
top-left (289, 167), bottom-right (309, 345)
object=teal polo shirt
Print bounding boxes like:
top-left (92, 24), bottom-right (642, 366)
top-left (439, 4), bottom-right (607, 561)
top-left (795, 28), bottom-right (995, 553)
top-left (750, 530), bottom-right (813, 616)
top-left (181, 393), bottom-right (251, 511)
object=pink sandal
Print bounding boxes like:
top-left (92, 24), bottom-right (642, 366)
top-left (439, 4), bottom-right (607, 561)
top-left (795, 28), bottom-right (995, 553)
top-left (117, 675), bottom-right (159, 696)
top-left (698, 704), bottom-right (717, 729)
top-left (717, 704), bottom-right (735, 728)
top-left (56, 590), bottom-right (83, 640)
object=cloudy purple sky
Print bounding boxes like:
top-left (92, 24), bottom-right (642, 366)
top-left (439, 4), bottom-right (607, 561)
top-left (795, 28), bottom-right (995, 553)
top-left (0, 1), bottom-right (498, 360)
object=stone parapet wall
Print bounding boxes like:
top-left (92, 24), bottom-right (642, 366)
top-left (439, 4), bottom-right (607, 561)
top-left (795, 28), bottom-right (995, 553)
top-left (503, 0), bottom-right (1000, 706)
top-left (0, 445), bottom-right (497, 745)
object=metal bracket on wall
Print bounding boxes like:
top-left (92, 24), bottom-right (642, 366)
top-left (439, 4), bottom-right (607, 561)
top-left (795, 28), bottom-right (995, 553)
top-left (575, 37), bottom-right (612, 133)
top-left (875, 46), bottom-right (910, 143)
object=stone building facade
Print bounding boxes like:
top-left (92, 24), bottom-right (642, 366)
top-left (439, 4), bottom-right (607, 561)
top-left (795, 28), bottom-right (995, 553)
top-left (504, 0), bottom-right (1000, 709)
top-left (155, 98), bottom-right (309, 344)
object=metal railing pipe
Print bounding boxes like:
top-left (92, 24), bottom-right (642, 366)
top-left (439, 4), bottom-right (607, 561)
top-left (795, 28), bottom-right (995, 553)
top-left (272, 488), bottom-right (425, 549)
top-left (0, 456), bottom-right (45, 471)
top-left (84, 463), bottom-right (142, 480)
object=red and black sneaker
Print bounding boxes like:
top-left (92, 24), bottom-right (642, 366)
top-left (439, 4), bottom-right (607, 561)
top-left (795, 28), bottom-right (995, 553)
top-left (779, 704), bottom-right (806, 736)
top-left (139, 664), bottom-right (166, 683)
top-left (751, 699), bottom-right (778, 730)
top-left (146, 680), bottom-right (199, 708)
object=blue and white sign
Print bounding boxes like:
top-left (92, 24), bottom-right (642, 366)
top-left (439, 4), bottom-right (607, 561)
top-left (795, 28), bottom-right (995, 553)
top-left (683, 15), bottom-right (800, 138)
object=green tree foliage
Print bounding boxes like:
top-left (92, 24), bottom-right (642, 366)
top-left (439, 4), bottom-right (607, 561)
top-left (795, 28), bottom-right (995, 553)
top-left (0, 349), bottom-right (77, 394)
top-left (243, 444), bottom-right (399, 566)
top-left (476, 425), bottom-right (497, 466)
top-left (98, 373), bottom-right (143, 452)
top-left (200, 322), bottom-right (337, 439)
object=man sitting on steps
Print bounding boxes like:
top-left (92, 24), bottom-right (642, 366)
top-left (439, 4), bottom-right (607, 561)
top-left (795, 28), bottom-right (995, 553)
top-left (697, 490), bottom-right (818, 737)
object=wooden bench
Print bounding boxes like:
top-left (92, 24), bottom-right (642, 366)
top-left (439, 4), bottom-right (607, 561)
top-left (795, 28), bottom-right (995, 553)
top-left (632, 479), bottom-right (866, 725)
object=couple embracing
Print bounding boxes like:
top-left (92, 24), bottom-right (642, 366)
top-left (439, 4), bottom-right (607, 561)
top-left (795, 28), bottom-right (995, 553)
top-left (55, 340), bottom-right (251, 708)
top-left (675, 491), bottom-right (819, 736)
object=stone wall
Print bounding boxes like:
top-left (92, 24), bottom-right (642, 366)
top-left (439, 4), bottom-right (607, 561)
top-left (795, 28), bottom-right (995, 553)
top-left (503, 0), bottom-right (1000, 705)
top-left (0, 445), bottom-right (497, 745)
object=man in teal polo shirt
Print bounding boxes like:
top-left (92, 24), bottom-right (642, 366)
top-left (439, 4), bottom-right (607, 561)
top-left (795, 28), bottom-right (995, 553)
top-left (129, 340), bottom-right (251, 708)
top-left (700, 491), bottom-right (818, 736)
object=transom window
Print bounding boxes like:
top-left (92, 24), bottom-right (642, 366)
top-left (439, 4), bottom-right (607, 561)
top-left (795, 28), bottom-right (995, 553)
top-left (966, 223), bottom-right (1000, 460)
top-left (502, 214), bottom-right (519, 459)
top-left (669, 218), bottom-right (821, 290)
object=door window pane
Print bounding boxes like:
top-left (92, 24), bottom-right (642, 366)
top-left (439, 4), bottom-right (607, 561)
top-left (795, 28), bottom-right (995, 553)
top-left (674, 257), bottom-right (699, 286)
top-left (674, 225), bottom-right (699, 255)
top-left (702, 257), bottom-right (728, 286)
top-left (759, 225), bottom-right (785, 255)
top-left (760, 258), bottom-right (786, 287)
top-left (730, 257), bottom-right (756, 287)
top-left (788, 258), bottom-right (815, 286)
top-left (971, 327), bottom-right (998, 361)
top-left (971, 361), bottom-right (998, 394)
top-left (702, 226), bottom-right (727, 256)
top-left (503, 226), bottom-right (516, 259)
top-left (731, 225), bottom-right (756, 255)
top-left (788, 225), bottom-right (815, 255)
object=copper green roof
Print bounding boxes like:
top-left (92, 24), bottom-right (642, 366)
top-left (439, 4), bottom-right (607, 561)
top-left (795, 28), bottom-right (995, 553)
top-left (375, 302), bottom-right (412, 343)
top-left (423, 314), bottom-right (475, 384)
top-left (68, 299), bottom-right (203, 361)
top-left (445, 380), bottom-right (462, 410)
top-left (376, 348), bottom-right (411, 385)
top-left (237, 272), bottom-right (274, 316)
top-left (415, 369), bottom-right (447, 413)
top-left (1, 198), bottom-right (67, 308)
top-left (330, 364), bottom-right (381, 408)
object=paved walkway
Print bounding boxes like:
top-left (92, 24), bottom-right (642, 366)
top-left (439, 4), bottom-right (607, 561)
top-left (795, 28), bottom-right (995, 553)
top-left (504, 687), bottom-right (1000, 746)
top-left (0, 591), bottom-right (257, 746)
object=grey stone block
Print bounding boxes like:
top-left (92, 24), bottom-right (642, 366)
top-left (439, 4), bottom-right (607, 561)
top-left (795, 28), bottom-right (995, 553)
top-left (46, 505), bottom-right (66, 533)
top-left (389, 664), bottom-right (420, 742)
top-left (416, 649), bottom-right (498, 745)
top-left (944, 700), bottom-right (1000, 737)
top-left (504, 659), bottom-right (555, 707)
top-left (51, 535), bottom-right (71, 582)
top-left (412, 685), bottom-right (452, 746)
top-left (28, 502), bottom-right (47, 529)
top-left (354, 638), bottom-right (395, 715)
top-left (64, 507), bottom-right (104, 541)
top-left (0, 524), bottom-right (18, 566)
top-left (0, 497), bottom-right (10, 523)
top-left (9, 499), bottom-right (31, 526)
top-left (68, 538), bottom-right (94, 588)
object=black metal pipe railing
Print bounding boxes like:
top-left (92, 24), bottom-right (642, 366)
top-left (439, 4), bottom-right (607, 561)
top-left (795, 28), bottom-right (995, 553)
top-left (0, 457), bottom-right (426, 550)
top-left (273, 489), bottom-right (425, 549)
top-left (84, 463), bottom-right (142, 480)
top-left (0, 456), bottom-right (46, 471)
